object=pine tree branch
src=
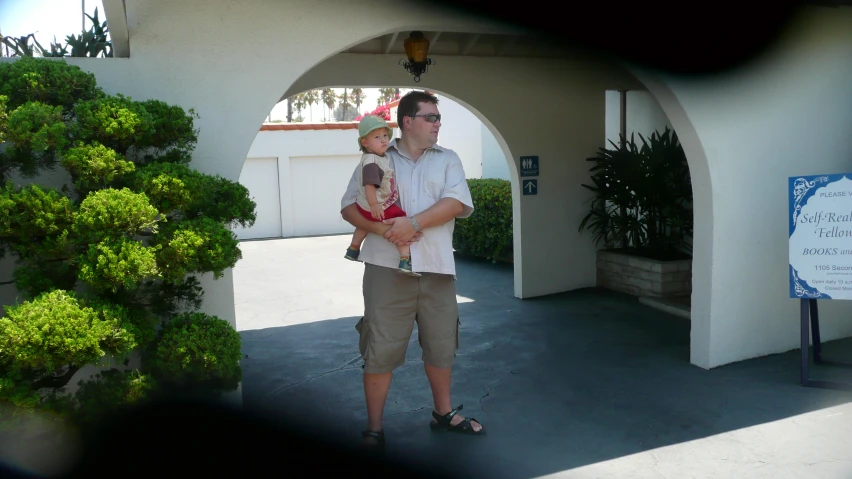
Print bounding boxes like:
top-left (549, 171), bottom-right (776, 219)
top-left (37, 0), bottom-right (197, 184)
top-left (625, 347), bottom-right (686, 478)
top-left (31, 364), bottom-right (81, 390)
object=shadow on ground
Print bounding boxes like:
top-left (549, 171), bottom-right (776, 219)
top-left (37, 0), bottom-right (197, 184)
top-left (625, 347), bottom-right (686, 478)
top-left (237, 255), bottom-right (852, 478)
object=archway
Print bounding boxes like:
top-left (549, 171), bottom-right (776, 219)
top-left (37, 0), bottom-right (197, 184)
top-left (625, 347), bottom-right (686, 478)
top-left (232, 28), bottom-right (711, 364)
top-left (623, 68), bottom-right (713, 369)
top-left (251, 83), bottom-right (522, 294)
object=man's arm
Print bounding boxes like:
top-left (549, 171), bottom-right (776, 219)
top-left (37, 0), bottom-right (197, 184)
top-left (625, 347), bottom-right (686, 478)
top-left (382, 152), bottom-right (473, 245)
top-left (342, 203), bottom-right (423, 245)
top-left (411, 197), bottom-right (465, 229)
top-left (381, 198), bottom-right (463, 245)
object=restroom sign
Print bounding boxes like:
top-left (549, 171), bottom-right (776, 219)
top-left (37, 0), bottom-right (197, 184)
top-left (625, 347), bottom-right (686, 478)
top-left (521, 156), bottom-right (538, 177)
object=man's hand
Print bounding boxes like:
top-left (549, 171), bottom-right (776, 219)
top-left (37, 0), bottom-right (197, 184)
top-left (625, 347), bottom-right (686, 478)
top-left (370, 204), bottom-right (384, 220)
top-left (382, 216), bottom-right (417, 246)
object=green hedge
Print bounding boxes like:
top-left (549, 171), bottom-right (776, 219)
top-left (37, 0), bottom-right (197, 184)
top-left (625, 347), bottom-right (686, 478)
top-left (453, 178), bottom-right (512, 262)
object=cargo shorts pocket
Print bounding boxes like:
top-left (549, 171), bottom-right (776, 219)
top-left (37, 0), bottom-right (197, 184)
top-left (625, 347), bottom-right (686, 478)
top-left (455, 316), bottom-right (460, 352)
top-left (355, 316), bottom-right (370, 359)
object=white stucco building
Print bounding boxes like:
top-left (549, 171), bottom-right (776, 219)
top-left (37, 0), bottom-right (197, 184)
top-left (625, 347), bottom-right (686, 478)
top-left (2, 0), bottom-right (852, 376)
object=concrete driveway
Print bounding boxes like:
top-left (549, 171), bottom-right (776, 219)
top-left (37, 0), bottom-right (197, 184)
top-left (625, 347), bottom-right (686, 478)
top-left (234, 235), bottom-right (852, 479)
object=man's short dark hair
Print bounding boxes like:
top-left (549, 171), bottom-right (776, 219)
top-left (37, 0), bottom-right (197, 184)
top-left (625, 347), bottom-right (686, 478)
top-left (396, 90), bottom-right (439, 130)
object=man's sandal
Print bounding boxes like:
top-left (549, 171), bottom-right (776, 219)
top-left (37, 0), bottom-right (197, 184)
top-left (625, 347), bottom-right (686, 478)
top-left (429, 404), bottom-right (485, 435)
top-left (361, 429), bottom-right (386, 448)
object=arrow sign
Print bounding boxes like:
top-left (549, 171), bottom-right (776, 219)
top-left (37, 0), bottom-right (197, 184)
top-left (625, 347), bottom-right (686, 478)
top-left (523, 179), bottom-right (537, 195)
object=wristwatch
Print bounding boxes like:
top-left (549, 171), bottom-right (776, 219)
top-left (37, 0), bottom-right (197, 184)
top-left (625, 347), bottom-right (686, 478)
top-left (410, 216), bottom-right (421, 232)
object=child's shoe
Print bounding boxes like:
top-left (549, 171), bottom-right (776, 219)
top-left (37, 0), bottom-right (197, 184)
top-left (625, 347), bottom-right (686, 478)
top-left (345, 247), bottom-right (360, 261)
top-left (398, 257), bottom-right (421, 277)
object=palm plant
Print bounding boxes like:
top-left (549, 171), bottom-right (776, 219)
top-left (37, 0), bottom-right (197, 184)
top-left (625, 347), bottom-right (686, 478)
top-left (579, 127), bottom-right (692, 261)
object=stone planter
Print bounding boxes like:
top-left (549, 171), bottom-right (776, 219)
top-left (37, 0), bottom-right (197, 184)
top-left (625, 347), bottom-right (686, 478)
top-left (596, 249), bottom-right (691, 298)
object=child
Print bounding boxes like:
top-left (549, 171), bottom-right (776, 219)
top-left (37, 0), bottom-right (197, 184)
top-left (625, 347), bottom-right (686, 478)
top-left (344, 115), bottom-right (421, 277)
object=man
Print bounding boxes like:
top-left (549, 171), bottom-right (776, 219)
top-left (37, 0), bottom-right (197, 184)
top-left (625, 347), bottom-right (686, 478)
top-left (340, 90), bottom-right (485, 447)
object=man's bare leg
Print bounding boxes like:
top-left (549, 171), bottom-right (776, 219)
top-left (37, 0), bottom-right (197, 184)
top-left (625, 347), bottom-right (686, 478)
top-left (364, 371), bottom-right (393, 439)
top-left (424, 362), bottom-right (483, 432)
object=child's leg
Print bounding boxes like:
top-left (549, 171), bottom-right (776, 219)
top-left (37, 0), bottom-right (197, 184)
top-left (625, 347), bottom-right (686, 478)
top-left (396, 244), bottom-right (420, 276)
top-left (352, 227), bottom-right (368, 248)
top-left (345, 227), bottom-right (368, 261)
top-left (380, 202), bottom-right (419, 276)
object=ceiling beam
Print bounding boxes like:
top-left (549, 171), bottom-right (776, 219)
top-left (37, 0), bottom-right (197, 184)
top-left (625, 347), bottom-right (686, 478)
top-left (429, 31), bottom-right (442, 48)
top-left (460, 33), bottom-right (480, 55)
top-left (495, 35), bottom-right (517, 56)
top-left (382, 32), bottom-right (400, 54)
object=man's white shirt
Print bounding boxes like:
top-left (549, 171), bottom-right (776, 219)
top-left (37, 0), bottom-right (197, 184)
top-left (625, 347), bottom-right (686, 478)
top-left (340, 139), bottom-right (474, 276)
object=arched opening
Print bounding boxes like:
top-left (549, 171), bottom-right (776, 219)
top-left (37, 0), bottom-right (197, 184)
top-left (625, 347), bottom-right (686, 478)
top-left (230, 84), bottom-right (519, 327)
top-left (228, 29), bottom-right (715, 374)
top-left (230, 84), bottom-right (520, 287)
top-left (623, 68), bottom-right (713, 369)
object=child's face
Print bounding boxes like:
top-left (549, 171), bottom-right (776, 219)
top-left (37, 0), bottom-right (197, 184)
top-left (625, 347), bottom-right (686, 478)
top-left (361, 128), bottom-right (391, 155)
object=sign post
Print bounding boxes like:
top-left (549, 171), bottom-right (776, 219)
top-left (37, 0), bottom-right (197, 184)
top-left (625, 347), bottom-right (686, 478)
top-left (789, 173), bottom-right (852, 390)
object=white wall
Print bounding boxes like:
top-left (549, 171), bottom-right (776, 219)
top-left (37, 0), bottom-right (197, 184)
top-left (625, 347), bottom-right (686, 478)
top-left (605, 90), bottom-right (672, 146)
top-left (481, 123), bottom-right (511, 181)
top-left (636, 6), bottom-right (852, 367)
top-left (12, 0), bottom-right (848, 370)
top-left (240, 128), bottom-right (364, 238)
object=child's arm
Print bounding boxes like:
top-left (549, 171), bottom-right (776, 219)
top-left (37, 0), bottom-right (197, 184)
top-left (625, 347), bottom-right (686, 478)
top-left (365, 184), bottom-right (384, 220)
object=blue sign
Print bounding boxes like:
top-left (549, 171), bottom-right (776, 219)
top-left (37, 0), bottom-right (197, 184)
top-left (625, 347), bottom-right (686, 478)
top-left (789, 173), bottom-right (852, 300)
top-left (520, 156), bottom-right (538, 177)
top-left (523, 179), bottom-right (537, 196)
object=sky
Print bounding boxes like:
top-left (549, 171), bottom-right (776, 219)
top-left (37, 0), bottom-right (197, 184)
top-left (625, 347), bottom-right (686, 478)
top-left (268, 88), bottom-right (416, 123)
top-left (0, 0), bottom-right (106, 47)
top-left (0, 1), bottom-right (409, 122)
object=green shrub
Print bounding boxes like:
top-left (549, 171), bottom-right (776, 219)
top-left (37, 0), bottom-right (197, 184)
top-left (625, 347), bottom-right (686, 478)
top-left (0, 56), bottom-right (102, 111)
top-left (148, 312), bottom-right (242, 390)
top-left (453, 178), bottom-right (512, 262)
top-left (0, 290), bottom-right (138, 373)
top-left (0, 58), bottom-right (254, 428)
top-left (54, 369), bottom-right (158, 431)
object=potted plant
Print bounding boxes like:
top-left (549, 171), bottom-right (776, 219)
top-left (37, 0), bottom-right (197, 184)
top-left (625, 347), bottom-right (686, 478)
top-left (579, 127), bottom-right (693, 298)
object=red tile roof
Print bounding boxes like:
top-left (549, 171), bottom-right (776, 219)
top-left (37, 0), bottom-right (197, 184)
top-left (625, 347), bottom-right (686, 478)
top-left (260, 121), bottom-right (398, 131)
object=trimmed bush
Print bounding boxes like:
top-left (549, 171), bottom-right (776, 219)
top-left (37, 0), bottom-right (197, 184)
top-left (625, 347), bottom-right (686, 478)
top-left (453, 178), bottom-right (512, 262)
top-left (0, 57), bottom-right (255, 429)
top-left (147, 312), bottom-right (242, 390)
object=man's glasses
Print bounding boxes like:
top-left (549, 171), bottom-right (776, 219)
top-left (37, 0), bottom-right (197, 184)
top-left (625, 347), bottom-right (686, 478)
top-left (409, 113), bottom-right (441, 123)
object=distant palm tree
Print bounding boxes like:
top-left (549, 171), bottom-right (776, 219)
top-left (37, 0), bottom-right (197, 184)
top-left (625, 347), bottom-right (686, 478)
top-left (304, 89), bottom-right (319, 122)
top-left (350, 88), bottom-right (366, 114)
top-left (378, 88), bottom-right (397, 105)
top-left (292, 93), bottom-right (307, 122)
top-left (338, 88), bottom-right (351, 119)
top-left (321, 88), bottom-right (336, 121)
